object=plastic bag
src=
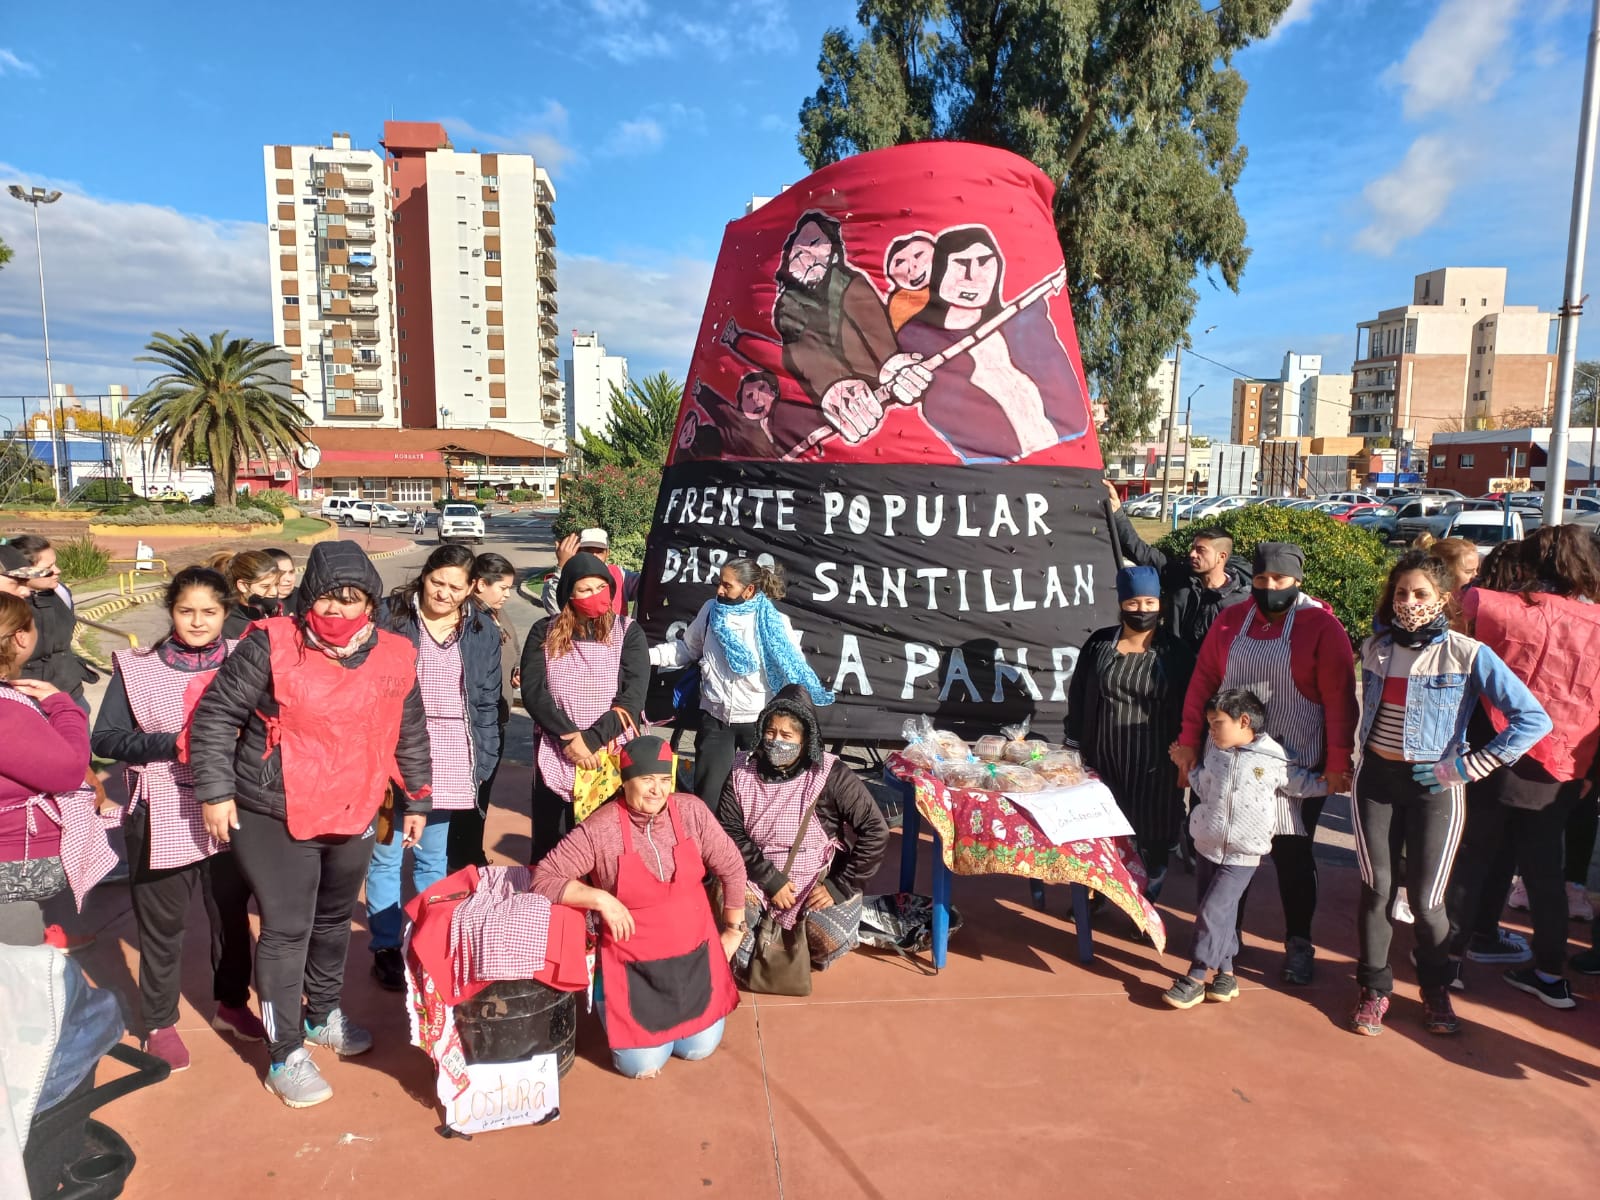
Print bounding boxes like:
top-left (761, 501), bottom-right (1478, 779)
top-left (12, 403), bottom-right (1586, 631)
top-left (974, 735), bottom-right (1009, 762)
top-left (1032, 749), bottom-right (1087, 788)
top-left (991, 762), bottom-right (1046, 792)
top-left (941, 762), bottom-right (992, 790)
top-left (900, 716), bottom-right (942, 771)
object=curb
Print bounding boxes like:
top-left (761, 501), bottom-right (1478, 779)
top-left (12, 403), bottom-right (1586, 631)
top-left (78, 588), bottom-right (166, 624)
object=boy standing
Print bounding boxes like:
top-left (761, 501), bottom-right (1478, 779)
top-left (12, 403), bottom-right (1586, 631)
top-left (1163, 689), bottom-right (1327, 1008)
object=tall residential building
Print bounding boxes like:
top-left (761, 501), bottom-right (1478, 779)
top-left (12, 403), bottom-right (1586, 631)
top-left (1299, 373), bottom-right (1354, 439)
top-left (1349, 267), bottom-right (1555, 449)
top-left (1231, 378), bottom-right (1270, 445)
top-left (1259, 351), bottom-right (1319, 439)
top-left (263, 134), bottom-right (400, 426)
top-left (383, 121), bottom-right (563, 446)
top-left (1141, 356), bottom-right (1181, 439)
top-left (565, 332), bottom-right (630, 446)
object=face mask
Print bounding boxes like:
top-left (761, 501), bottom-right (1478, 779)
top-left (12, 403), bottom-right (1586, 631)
top-left (1392, 597), bottom-right (1447, 632)
top-left (304, 609), bottom-right (369, 647)
top-left (1121, 610), bottom-right (1161, 632)
top-left (763, 737), bottom-right (802, 767)
top-left (246, 593), bottom-right (279, 614)
top-left (571, 590), bottom-right (612, 619)
top-left (716, 592), bottom-right (750, 606)
top-left (1253, 584), bottom-right (1300, 615)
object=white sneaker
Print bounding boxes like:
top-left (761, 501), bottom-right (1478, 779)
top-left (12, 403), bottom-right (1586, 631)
top-left (265, 1048), bottom-right (333, 1108)
top-left (1391, 888), bottom-right (1415, 924)
top-left (1507, 877), bottom-right (1530, 912)
top-left (1567, 881), bottom-right (1595, 923)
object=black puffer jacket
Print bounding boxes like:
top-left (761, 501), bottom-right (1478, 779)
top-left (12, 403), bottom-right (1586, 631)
top-left (1109, 507), bottom-right (1253, 653)
top-left (20, 589), bottom-right (88, 702)
top-left (716, 684), bottom-right (889, 902)
top-left (189, 540), bottom-right (432, 821)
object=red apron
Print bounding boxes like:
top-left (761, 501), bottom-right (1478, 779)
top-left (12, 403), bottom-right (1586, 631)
top-left (598, 797), bottom-right (738, 1051)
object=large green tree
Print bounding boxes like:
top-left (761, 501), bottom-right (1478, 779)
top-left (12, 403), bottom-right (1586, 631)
top-left (129, 331), bottom-right (309, 508)
top-left (0, 236), bottom-right (12, 271)
top-left (575, 371), bottom-right (683, 469)
top-left (797, 0), bottom-right (1293, 452)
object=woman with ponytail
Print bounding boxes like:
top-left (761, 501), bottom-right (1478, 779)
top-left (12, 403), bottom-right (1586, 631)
top-left (210, 549), bottom-right (284, 640)
top-left (521, 553), bottom-right (649, 863)
top-left (650, 558), bottom-right (832, 810)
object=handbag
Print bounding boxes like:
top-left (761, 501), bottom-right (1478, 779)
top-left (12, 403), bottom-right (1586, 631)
top-left (744, 782), bottom-right (826, 997)
top-left (573, 706), bottom-right (639, 822)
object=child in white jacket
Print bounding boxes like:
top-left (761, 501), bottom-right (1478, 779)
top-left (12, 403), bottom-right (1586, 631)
top-left (1163, 688), bottom-right (1327, 1009)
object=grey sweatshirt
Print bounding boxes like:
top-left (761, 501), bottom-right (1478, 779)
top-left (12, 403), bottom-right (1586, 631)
top-left (1187, 732), bottom-right (1327, 867)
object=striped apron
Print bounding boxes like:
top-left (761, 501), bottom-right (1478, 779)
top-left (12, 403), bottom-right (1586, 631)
top-left (417, 628), bottom-right (478, 811)
top-left (536, 616), bottom-right (634, 801)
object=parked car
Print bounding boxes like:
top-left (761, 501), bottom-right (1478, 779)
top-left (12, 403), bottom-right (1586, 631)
top-left (439, 502), bottom-right (486, 545)
top-left (1325, 502), bottom-right (1384, 524)
top-left (1350, 504), bottom-right (1401, 541)
top-left (1187, 495), bottom-right (1249, 520)
top-left (1255, 496), bottom-right (1303, 508)
top-left (1396, 499), bottom-right (1498, 544)
top-left (1316, 491), bottom-right (1378, 506)
top-left (344, 501), bottom-right (409, 528)
top-left (320, 497), bottom-right (358, 521)
top-left (1171, 494), bottom-right (1209, 520)
top-left (1447, 508), bottom-right (1526, 555)
top-left (1122, 493), bottom-right (1163, 518)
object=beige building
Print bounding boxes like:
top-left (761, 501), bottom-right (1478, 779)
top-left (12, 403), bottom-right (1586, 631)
top-left (263, 134), bottom-right (401, 427)
top-left (1349, 267), bottom-right (1555, 449)
top-left (1231, 378), bottom-right (1271, 445)
top-left (1299, 373), bottom-right (1353, 439)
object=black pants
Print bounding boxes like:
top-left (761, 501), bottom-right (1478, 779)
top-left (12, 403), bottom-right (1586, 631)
top-left (1567, 796), bottom-right (1598, 886)
top-left (1353, 755), bottom-right (1463, 993)
top-left (122, 803), bottom-right (254, 1032)
top-left (448, 767), bottom-right (497, 873)
top-left (1447, 783), bottom-right (1519, 947)
top-left (1190, 858), bottom-right (1255, 975)
top-left (229, 807), bottom-right (375, 1063)
top-left (529, 776), bottom-right (575, 866)
top-left (693, 713), bottom-right (758, 809)
top-left (1446, 766), bottom-right (1580, 976)
top-left (1242, 794), bottom-right (1327, 944)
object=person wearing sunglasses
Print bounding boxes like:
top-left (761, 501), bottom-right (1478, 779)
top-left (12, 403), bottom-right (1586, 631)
top-left (9, 535), bottom-right (90, 713)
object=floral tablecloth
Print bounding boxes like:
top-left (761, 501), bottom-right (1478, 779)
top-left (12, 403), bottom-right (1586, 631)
top-left (887, 753), bottom-right (1166, 954)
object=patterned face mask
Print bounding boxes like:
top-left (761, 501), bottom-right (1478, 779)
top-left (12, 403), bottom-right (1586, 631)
top-left (1392, 596), bottom-right (1446, 631)
top-left (763, 737), bottom-right (802, 767)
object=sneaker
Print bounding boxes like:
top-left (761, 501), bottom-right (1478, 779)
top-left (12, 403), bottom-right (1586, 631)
top-left (371, 947), bottom-right (406, 993)
top-left (1466, 931), bottom-right (1534, 964)
top-left (1567, 881), bottom-right (1595, 923)
top-left (1421, 986), bottom-right (1461, 1035)
top-left (1570, 948), bottom-right (1600, 976)
top-left (1503, 968), bottom-right (1578, 1010)
top-left (212, 1003), bottom-right (268, 1043)
top-left (42, 925), bottom-right (95, 954)
top-left (1281, 936), bottom-right (1315, 986)
top-left (1162, 976), bottom-right (1207, 1010)
top-left (304, 1008), bottom-right (373, 1057)
top-left (1391, 888), bottom-right (1415, 924)
top-left (1205, 973), bottom-right (1239, 1003)
top-left (266, 1047), bottom-right (333, 1108)
top-left (143, 1025), bottom-right (190, 1072)
top-left (1350, 988), bottom-right (1390, 1037)
top-left (1507, 876), bottom-right (1530, 912)
top-left (1408, 950), bottom-right (1467, 992)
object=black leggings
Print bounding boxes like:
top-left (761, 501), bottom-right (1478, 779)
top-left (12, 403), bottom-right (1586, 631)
top-left (229, 807), bottom-right (374, 1063)
top-left (123, 802), bottom-right (254, 1032)
top-left (1567, 798), bottom-right (1598, 887)
top-left (692, 712), bottom-right (759, 809)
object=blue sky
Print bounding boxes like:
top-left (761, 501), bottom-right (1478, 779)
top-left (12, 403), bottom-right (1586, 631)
top-left (0, 0), bottom-right (1594, 441)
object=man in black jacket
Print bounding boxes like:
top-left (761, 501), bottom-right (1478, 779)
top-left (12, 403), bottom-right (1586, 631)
top-left (1103, 482), bottom-right (1252, 655)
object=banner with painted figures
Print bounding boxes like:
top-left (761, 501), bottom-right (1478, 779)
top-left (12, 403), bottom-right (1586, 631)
top-left (640, 141), bottom-right (1120, 739)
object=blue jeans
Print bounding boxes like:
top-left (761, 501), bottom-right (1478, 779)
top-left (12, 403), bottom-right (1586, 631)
top-left (596, 998), bottom-right (726, 1078)
top-left (365, 811), bottom-right (452, 952)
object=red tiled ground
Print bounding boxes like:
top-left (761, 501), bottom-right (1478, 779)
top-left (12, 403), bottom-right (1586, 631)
top-left (70, 766), bottom-right (1600, 1199)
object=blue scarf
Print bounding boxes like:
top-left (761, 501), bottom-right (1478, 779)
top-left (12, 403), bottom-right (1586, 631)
top-left (707, 594), bottom-right (833, 706)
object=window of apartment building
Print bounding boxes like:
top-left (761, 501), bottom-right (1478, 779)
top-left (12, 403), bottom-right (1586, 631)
top-left (484, 175), bottom-right (499, 187)
top-left (398, 307), bottom-right (406, 317)
top-left (394, 479), bottom-right (431, 503)
top-left (1405, 320), bottom-right (1417, 353)
top-left (485, 250), bottom-right (501, 261)
top-left (399, 329), bottom-right (406, 340)
top-left (400, 352), bottom-right (408, 363)
top-left (1432, 454), bottom-right (1446, 469)
top-left (402, 375), bottom-right (409, 386)
top-left (1460, 298), bottom-right (1467, 305)
top-left (284, 295), bottom-right (299, 306)
top-left (484, 201), bottom-right (499, 212)
top-left (1459, 454), bottom-right (1476, 468)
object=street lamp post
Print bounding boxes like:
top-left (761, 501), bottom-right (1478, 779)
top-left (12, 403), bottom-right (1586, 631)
top-left (8, 185), bottom-right (65, 505)
top-left (1171, 383), bottom-right (1205, 531)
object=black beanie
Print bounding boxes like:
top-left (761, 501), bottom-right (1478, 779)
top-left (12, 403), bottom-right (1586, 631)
top-left (1252, 541), bottom-right (1305, 579)
top-left (556, 552), bottom-right (614, 609)
top-left (619, 735), bottom-right (673, 781)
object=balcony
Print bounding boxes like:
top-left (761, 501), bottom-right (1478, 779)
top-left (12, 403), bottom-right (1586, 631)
top-left (352, 375), bottom-right (384, 393)
top-left (352, 328), bottom-right (380, 344)
top-left (542, 380), bottom-right (563, 400)
top-left (353, 351), bottom-right (382, 368)
top-left (345, 225), bottom-right (375, 243)
top-left (538, 248), bottom-right (556, 271)
top-left (346, 202), bottom-right (374, 218)
top-left (349, 275), bottom-right (378, 294)
top-left (344, 176), bottom-right (374, 194)
top-left (541, 358), bottom-right (561, 380)
top-left (539, 312), bottom-right (557, 337)
top-left (540, 336), bottom-right (558, 358)
top-left (349, 303), bottom-right (379, 317)
top-left (333, 395), bottom-right (385, 417)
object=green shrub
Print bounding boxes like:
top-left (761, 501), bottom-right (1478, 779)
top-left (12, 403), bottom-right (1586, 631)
top-left (245, 488), bottom-right (291, 514)
top-left (475, 486), bottom-right (496, 501)
top-left (608, 529), bottom-right (647, 572)
top-left (1155, 506), bottom-right (1393, 645)
top-left (555, 464), bottom-right (660, 548)
top-left (92, 505), bottom-right (279, 527)
top-left (56, 535), bottom-right (111, 582)
top-left (79, 479), bottom-right (135, 505)
top-left (506, 488), bottom-right (535, 502)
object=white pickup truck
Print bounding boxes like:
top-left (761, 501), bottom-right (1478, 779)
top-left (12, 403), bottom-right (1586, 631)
top-left (438, 502), bottom-right (485, 546)
top-left (1446, 508), bottom-right (1524, 558)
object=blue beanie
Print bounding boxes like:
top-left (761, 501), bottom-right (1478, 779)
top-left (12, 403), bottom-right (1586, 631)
top-left (1116, 565), bottom-right (1161, 603)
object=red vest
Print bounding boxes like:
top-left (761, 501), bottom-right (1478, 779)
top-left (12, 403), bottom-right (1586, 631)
top-left (260, 617), bottom-right (418, 839)
top-left (1471, 589), bottom-right (1600, 781)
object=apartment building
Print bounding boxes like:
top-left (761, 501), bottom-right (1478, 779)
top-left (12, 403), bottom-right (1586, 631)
top-left (1299, 373), bottom-right (1353, 439)
top-left (263, 134), bottom-right (400, 427)
top-left (1231, 378), bottom-right (1269, 445)
top-left (565, 332), bottom-right (630, 446)
top-left (384, 121), bottom-right (563, 447)
top-left (1348, 267), bottom-right (1555, 450)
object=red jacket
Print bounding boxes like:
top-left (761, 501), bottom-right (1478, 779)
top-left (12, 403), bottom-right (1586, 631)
top-left (1179, 598), bottom-right (1358, 776)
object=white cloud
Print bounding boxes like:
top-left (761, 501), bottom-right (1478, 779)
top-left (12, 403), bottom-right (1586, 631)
top-left (588, 0), bottom-right (647, 17)
top-left (437, 102), bottom-right (578, 175)
top-left (598, 29), bottom-right (674, 63)
top-left (584, 0), bottom-right (793, 63)
top-left (1352, 135), bottom-right (1459, 256)
top-left (759, 113), bottom-right (790, 134)
top-left (1271, 0), bottom-right (1319, 35)
top-left (1384, 0), bottom-right (1522, 119)
top-left (0, 49), bottom-right (38, 76)
top-left (558, 252), bottom-right (714, 374)
top-left (602, 117), bottom-right (665, 157)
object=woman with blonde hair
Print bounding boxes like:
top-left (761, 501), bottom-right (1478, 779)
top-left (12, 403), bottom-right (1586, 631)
top-left (210, 549), bottom-right (284, 639)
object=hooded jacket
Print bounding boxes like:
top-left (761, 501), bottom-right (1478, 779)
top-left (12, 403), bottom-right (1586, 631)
top-left (716, 684), bottom-right (889, 902)
top-left (1186, 732), bottom-right (1326, 867)
top-left (1108, 507), bottom-right (1253, 653)
top-left (189, 540), bottom-right (433, 820)
top-left (20, 587), bottom-right (89, 701)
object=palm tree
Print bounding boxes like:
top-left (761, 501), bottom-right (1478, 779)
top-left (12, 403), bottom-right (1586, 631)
top-left (130, 331), bottom-right (309, 507)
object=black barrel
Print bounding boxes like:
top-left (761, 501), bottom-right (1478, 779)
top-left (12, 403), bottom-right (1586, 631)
top-left (453, 980), bottom-right (578, 1078)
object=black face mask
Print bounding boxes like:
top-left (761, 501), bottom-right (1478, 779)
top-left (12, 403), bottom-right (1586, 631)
top-left (246, 593), bottom-right (280, 615)
top-left (1120, 610), bottom-right (1161, 632)
top-left (1252, 584), bottom-right (1300, 615)
top-left (716, 593), bottom-right (750, 606)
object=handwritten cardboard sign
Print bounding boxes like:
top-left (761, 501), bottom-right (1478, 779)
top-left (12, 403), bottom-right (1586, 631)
top-left (1004, 779), bottom-right (1133, 845)
top-left (438, 1052), bottom-right (560, 1135)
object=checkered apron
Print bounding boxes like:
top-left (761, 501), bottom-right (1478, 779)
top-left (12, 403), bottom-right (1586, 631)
top-left (536, 616), bottom-right (634, 801)
top-left (0, 686), bottom-right (116, 910)
top-left (1220, 598), bottom-right (1325, 836)
top-left (733, 752), bottom-right (839, 930)
top-left (115, 646), bottom-right (232, 869)
top-left (417, 626), bottom-right (478, 811)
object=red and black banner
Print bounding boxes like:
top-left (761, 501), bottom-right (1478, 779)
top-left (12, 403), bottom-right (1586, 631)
top-left (640, 142), bottom-right (1119, 740)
